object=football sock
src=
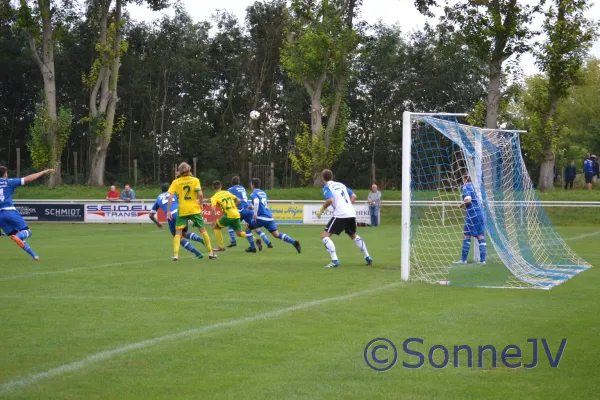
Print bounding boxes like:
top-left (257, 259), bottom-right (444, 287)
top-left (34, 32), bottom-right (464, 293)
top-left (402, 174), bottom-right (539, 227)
top-left (228, 227), bottom-right (236, 244)
top-left (322, 237), bottom-right (338, 261)
top-left (478, 238), bottom-right (487, 262)
top-left (245, 230), bottom-right (256, 249)
top-left (185, 232), bottom-right (204, 244)
top-left (353, 236), bottom-right (370, 257)
top-left (201, 231), bottom-right (213, 254)
top-left (256, 229), bottom-right (271, 245)
top-left (214, 229), bottom-right (225, 249)
top-left (11, 235), bottom-right (38, 259)
top-left (16, 230), bottom-right (32, 240)
top-left (173, 234), bottom-right (181, 258)
top-left (182, 239), bottom-right (201, 257)
top-left (279, 233), bottom-right (295, 245)
top-left (461, 238), bottom-right (470, 262)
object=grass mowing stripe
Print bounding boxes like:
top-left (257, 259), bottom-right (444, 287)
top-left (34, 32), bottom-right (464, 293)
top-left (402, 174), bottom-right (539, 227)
top-left (0, 281), bottom-right (400, 395)
top-left (0, 295), bottom-right (294, 304)
top-left (0, 257), bottom-right (189, 281)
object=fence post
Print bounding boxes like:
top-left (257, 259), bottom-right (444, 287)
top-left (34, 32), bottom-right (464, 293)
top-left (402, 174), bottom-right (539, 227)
top-left (248, 162), bottom-right (253, 184)
top-left (74, 152), bottom-right (78, 185)
top-left (16, 148), bottom-right (21, 177)
top-left (193, 157), bottom-right (197, 177)
top-left (133, 159), bottom-right (138, 186)
top-left (270, 162), bottom-right (275, 189)
top-left (437, 164), bottom-right (442, 189)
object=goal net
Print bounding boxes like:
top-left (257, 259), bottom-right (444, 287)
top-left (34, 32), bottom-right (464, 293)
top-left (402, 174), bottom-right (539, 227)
top-left (401, 112), bottom-right (591, 289)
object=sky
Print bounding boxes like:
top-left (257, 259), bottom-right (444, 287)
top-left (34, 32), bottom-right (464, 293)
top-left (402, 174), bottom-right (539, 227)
top-left (128, 0), bottom-right (600, 76)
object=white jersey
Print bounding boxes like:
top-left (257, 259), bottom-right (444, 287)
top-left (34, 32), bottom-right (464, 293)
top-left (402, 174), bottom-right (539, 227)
top-left (322, 181), bottom-right (356, 218)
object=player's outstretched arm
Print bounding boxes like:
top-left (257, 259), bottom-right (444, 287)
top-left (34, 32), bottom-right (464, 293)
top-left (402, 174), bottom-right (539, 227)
top-left (167, 193), bottom-right (174, 220)
top-left (350, 193), bottom-right (357, 204)
top-left (149, 212), bottom-right (163, 228)
top-left (23, 169), bottom-right (55, 184)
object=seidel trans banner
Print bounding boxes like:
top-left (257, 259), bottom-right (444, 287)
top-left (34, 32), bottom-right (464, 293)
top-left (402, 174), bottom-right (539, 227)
top-left (84, 203), bottom-right (222, 223)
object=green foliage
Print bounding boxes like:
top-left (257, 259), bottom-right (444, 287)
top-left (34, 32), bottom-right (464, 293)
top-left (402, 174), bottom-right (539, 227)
top-left (27, 99), bottom-right (52, 170)
top-left (27, 98), bottom-right (72, 170)
top-left (289, 122), bottom-right (344, 185)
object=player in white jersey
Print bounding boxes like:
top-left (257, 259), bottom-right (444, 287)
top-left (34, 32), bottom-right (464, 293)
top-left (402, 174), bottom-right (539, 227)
top-left (316, 169), bottom-right (373, 268)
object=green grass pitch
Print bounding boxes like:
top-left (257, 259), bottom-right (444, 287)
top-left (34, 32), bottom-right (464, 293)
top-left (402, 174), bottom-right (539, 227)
top-left (1, 223), bottom-right (599, 399)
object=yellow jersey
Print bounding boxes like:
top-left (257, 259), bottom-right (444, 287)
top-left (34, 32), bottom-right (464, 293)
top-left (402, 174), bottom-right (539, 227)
top-left (211, 190), bottom-right (241, 219)
top-left (168, 175), bottom-right (202, 216)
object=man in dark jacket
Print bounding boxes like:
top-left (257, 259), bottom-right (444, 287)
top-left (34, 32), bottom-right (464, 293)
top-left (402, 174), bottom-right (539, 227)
top-left (592, 155), bottom-right (600, 184)
top-left (564, 160), bottom-right (577, 190)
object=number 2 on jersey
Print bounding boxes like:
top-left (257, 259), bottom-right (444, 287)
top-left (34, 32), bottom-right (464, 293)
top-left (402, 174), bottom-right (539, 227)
top-left (183, 185), bottom-right (192, 200)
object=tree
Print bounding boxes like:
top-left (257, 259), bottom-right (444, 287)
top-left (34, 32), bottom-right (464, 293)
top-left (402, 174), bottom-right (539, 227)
top-left (414, 0), bottom-right (541, 129)
top-left (533, 0), bottom-right (598, 191)
top-left (84, 0), bottom-right (168, 186)
top-left (18, 0), bottom-right (72, 186)
top-left (282, 0), bottom-right (360, 185)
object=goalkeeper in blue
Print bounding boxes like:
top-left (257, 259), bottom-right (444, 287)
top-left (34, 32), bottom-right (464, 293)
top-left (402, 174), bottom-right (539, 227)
top-left (247, 178), bottom-right (301, 253)
top-left (226, 176), bottom-right (272, 252)
top-left (149, 183), bottom-right (206, 259)
top-left (317, 169), bottom-right (372, 268)
top-left (455, 174), bottom-right (487, 265)
top-left (0, 166), bottom-right (55, 260)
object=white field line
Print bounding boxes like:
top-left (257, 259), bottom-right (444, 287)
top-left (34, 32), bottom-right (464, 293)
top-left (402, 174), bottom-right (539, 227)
top-left (0, 281), bottom-right (400, 395)
top-left (564, 230), bottom-right (600, 242)
top-left (0, 258), bottom-right (181, 282)
top-left (0, 294), bottom-right (294, 304)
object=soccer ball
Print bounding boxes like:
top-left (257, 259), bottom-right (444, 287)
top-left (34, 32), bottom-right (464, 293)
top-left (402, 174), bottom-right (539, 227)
top-left (250, 110), bottom-right (260, 120)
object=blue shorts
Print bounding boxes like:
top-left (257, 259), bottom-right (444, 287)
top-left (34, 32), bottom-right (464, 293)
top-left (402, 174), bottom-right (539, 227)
top-left (464, 212), bottom-right (484, 237)
top-left (168, 217), bottom-right (188, 236)
top-left (248, 218), bottom-right (278, 233)
top-left (240, 209), bottom-right (254, 225)
top-left (0, 209), bottom-right (29, 236)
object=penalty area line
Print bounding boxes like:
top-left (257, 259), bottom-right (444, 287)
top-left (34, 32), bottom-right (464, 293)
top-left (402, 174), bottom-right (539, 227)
top-left (0, 281), bottom-right (400, 395)
top-left (564, 230), bottom-right (600, 242)
top-left (0, 294), bottom-right (295, 304)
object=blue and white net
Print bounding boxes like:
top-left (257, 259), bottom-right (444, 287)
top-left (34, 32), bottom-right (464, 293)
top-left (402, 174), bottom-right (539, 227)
top-left (409, 116), bottom-right (591, 289)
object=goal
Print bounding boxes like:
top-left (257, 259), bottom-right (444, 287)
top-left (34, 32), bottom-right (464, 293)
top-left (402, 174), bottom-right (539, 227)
top-left (401, 112), bottom-right (591, 289)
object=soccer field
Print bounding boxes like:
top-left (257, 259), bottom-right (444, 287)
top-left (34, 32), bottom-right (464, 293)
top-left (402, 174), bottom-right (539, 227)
top-left (1, 224), bottom-right (599, 399)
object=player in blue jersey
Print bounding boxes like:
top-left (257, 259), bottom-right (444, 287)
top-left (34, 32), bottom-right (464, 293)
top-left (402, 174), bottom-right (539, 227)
top-left (225, 176), bottom-right (272, 252)
top-left (454, 174), bottom-right (486, 265)
top-left (0, 166), bottom-right (55, 260)
top-left (149, 183), bottom-right (206, 259)
top-left (317, 169), bottom-right (372, 268)
top-left (247, 178), bottom-right (301, 253)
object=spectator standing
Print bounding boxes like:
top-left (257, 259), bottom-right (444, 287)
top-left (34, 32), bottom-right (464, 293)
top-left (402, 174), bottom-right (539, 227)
top-left (592, 155), bottom-right (599, 184)
top-left (564, 161), bottom-right (577, 190)
top-left (106, 185), bottom-right (120, 201)
top-left (121, 184), bottom-right (136, 201)
top-left (367, 184), bottom-right (381, 227)
top-left (583, 154), bottom-right (594, 190)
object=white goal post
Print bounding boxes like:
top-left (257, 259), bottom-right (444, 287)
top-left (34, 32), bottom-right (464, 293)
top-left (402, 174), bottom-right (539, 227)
top-left (400, 111), bottom-right (591, 289)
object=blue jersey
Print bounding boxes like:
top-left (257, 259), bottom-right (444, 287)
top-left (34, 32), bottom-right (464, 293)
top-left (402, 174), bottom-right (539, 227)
top-left (0, 178), bottom-right (24, 211)
top-left (251, 189), bottom-right (273, 221)
top-left (228, 185), bottom-right (250, 209)
top-left (152, 192), bottom-right (180, 215)
top-left (462, 183), bottom-right (481, 213)
top-left (584, 159), bottom-right (594, 174)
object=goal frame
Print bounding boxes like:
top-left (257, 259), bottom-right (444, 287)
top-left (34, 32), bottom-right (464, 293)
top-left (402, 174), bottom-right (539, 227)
top-left (400, 111), bottom-right (527, 282)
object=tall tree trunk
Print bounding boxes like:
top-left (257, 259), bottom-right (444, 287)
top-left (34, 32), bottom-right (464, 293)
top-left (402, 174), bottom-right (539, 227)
top-left (87, 0), bottom-right (122, 186)
top-left (485, 62), bottom-right (502, 129)
top-left (537, 100), bottom-right (560, 191)
top-left (27, 0), bottom-right (62, 186)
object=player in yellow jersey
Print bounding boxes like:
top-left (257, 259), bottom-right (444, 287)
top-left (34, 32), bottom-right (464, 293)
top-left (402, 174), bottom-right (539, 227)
top-left (210, 180), bottom-right (257, 252)
top-left (167, 162), bottom-right (216, 261)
